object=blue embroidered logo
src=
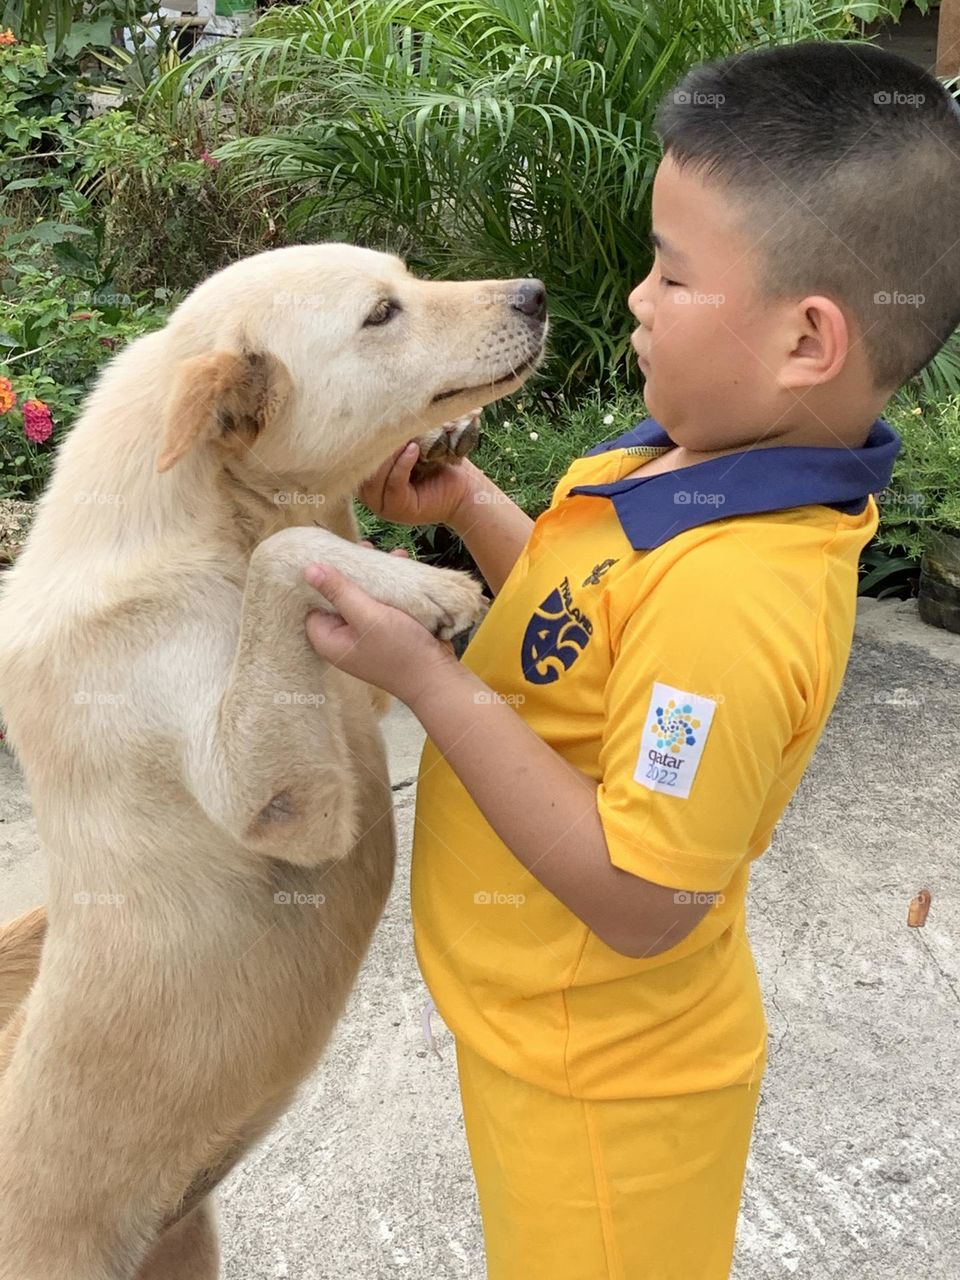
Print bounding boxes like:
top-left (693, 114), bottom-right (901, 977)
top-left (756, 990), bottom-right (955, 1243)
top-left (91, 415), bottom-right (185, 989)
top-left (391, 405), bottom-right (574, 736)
top-left (520, 577), bottom-right (592, 684)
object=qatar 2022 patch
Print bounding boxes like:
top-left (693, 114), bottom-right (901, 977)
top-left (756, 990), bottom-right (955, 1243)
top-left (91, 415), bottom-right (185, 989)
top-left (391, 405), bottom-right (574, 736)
top-left (634, 681), bottom-right (718, 800)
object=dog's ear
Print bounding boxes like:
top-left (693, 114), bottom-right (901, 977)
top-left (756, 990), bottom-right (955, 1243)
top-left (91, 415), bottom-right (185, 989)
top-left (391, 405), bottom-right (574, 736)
top-left (155, 349), bottom-right (293, 474)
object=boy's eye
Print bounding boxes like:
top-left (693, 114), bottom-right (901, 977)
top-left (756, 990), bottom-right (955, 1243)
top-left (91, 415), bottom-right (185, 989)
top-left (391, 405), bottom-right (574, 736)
top-left (660, 275), bottom-right (683, 288)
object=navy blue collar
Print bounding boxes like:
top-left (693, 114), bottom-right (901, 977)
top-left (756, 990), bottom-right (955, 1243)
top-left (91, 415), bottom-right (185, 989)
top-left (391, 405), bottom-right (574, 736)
top-left (567, 417), bottom-right (901, 551)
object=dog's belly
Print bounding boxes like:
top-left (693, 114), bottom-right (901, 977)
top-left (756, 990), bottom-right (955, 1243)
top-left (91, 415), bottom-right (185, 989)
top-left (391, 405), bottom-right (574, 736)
top-left (0, 699), bottom-right (396, 1274)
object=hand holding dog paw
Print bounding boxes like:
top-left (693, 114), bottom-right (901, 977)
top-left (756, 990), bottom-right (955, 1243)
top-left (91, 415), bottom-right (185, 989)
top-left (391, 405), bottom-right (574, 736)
top-left (304, 563), bottom-right (457, 703)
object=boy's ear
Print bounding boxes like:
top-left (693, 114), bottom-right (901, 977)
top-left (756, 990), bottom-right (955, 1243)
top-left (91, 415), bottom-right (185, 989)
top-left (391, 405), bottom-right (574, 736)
top-left (155, 349), bottom-right (293, 474)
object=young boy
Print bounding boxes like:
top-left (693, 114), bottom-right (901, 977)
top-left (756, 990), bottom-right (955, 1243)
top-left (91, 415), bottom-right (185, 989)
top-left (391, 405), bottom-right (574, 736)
top-left (304, 40), bottom-right (960, 1280)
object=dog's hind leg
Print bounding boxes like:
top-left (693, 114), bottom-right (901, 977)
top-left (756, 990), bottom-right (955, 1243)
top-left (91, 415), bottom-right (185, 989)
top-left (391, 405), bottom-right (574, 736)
top-left (134, 1200), bottom-right (219, 1280)
top-left (0, 906), bottom-right (46, 1035)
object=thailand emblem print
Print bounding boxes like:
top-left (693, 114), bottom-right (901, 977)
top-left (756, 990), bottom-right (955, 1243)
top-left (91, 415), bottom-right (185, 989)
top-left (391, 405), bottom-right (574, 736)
top-left (520, 577), bottom-right (592, 684)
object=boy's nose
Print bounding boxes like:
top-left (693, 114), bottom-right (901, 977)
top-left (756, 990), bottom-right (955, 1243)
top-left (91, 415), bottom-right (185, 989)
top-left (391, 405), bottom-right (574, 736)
top-left (627, 277), bottom-right (654, 324)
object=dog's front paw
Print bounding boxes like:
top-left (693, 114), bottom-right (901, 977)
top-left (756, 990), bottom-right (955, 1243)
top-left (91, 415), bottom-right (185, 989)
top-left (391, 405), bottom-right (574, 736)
top-left (412, 410), bottom-right (482, 478)
top-left (412, 567), bottom-right (488, 641)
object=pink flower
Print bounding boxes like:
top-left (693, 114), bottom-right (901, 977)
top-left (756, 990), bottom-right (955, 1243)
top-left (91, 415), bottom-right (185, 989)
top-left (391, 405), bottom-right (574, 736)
top-left (0, 29), bottom-right (16, 46)
top-left (22, 399), bottom-right (53, 444)
top-left (0, 377), bottom-right (15, 415)
top-left (199, 150), bottom-right (220, 170)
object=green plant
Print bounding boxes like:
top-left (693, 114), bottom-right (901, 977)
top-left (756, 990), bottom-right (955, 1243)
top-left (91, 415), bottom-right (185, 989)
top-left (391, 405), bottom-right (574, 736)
top-left (153, 0), bottom-right (960, 401)
top-left (0, 38), bottom-right (88, 220)
top-left (875, 397), bottom-right (960, 560)
top-left (0, 253), bottom-right (174, 495)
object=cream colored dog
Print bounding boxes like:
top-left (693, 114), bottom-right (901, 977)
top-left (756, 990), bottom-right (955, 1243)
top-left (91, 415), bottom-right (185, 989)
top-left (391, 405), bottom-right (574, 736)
top-left (0, 243), bottom-right (546, 1279)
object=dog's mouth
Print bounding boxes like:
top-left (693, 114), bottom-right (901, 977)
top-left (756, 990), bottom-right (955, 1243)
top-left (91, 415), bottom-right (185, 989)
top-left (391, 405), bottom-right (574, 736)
top-left (431, 350), bottom-right (541, 403)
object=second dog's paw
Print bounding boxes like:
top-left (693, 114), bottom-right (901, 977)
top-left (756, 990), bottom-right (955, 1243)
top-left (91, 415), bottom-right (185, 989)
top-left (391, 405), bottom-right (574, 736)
top-left (416, 569), bottom-right (488, 642)
top-left (412, 410), bottom-right (482, 478)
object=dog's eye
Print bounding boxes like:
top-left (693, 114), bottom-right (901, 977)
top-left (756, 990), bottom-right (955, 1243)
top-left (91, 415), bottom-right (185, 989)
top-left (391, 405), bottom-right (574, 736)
top-left (363, 299), bottom-right (401, 327)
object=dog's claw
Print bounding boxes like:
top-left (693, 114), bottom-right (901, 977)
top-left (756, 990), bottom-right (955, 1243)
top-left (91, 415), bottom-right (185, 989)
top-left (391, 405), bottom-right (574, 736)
top-left (411, 409), bottom-right (482, 478)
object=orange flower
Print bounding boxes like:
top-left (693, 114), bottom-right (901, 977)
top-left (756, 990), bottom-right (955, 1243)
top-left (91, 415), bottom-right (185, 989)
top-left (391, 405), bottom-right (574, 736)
top-left (0, 377), bottom-right (16, 414)
top-left (0, 29), bottom-right (16, 46)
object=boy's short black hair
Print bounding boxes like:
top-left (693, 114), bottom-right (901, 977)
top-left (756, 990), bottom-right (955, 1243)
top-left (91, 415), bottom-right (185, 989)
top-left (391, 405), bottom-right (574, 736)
top-left (654, 40), bottom-right (960, 393)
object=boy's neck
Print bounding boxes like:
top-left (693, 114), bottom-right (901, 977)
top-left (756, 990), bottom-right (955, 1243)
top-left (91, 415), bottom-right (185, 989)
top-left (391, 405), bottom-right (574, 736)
top-left (628, 418), bottom-right (878, 479)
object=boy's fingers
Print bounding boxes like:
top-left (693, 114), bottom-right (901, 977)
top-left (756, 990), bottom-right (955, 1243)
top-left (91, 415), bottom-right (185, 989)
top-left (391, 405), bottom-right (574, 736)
top-left (305, 609), bottom-right (355, 663)
top-left (303, 563), bottom-right (381, 629)
top-left (382, 441), bottom-right (420, 503)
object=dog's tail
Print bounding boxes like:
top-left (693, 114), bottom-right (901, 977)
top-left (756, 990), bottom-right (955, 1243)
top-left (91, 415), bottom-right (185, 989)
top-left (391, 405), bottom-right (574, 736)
top-left (0, 905), bottom-right (46, 1033)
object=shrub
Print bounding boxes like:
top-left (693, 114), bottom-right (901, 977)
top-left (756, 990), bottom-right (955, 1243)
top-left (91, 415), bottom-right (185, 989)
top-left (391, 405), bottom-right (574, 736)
top-left (156, 0), bottom-right (960, 400)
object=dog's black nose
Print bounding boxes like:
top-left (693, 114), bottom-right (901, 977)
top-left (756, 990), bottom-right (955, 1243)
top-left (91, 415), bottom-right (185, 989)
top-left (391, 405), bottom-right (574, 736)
top-left (511, 279), bottom-right (546, 320)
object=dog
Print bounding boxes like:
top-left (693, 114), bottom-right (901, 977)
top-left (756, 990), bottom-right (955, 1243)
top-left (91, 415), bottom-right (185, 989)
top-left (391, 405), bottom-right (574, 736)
top-left (0, 242), bottom-right (546, 1279)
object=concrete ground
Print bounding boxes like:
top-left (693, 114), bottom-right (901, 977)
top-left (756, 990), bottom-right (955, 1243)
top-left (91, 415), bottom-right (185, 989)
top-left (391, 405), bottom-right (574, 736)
top-left (1, 597), bottom-right (958, 1278)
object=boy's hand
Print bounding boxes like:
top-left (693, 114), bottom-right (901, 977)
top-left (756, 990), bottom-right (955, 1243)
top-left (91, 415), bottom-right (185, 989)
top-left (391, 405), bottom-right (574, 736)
top-left (303, 563), bottom-right (458, 704)
top-left (359, 439), bottom-right (483, 528)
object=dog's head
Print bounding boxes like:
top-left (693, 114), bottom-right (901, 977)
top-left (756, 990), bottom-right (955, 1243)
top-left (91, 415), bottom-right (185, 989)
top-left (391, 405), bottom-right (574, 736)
top-left (155, 244), bottom-right (547, 487)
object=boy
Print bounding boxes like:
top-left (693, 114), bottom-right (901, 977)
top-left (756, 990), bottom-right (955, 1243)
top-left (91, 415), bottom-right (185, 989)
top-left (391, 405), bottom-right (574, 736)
top-left (304, 40), bottom-right (960, 1280)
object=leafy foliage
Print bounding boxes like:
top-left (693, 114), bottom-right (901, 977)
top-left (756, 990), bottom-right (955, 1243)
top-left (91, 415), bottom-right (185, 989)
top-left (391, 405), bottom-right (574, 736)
top-left (155, 0), bottom-right (914, 394)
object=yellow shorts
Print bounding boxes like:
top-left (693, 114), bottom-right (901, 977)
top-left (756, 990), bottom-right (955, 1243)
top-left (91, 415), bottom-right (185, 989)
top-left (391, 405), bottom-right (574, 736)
top-left (455, 1038), bottom-right (765, 1280)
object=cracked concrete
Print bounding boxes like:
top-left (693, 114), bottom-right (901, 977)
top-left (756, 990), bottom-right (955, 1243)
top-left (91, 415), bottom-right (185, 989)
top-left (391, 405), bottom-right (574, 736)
top-left (0, 597), bottom-right (957, 1278)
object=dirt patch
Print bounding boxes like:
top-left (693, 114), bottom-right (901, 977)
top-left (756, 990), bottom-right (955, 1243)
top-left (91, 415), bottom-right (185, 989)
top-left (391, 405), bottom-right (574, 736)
top-left (0, 498), bottom-right (34, 565)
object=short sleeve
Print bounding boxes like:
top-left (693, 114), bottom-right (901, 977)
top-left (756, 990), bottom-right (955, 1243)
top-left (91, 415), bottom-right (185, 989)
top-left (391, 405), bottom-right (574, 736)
top-left (597, 542), bottom-right (816, 892)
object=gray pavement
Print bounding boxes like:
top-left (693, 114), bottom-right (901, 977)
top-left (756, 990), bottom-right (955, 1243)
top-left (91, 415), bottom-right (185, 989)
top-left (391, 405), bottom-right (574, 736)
top-left (1, 598), bottom-right (958, 1279)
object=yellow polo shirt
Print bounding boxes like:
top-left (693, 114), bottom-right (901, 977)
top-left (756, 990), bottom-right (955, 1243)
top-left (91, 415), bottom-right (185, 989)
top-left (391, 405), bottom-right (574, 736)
top-left (411, 418), bottom-right (901, 1100)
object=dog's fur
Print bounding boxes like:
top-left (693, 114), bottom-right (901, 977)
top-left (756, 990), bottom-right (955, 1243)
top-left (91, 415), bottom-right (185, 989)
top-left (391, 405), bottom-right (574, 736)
top-left (0, 243), bottom-right (544, 1279)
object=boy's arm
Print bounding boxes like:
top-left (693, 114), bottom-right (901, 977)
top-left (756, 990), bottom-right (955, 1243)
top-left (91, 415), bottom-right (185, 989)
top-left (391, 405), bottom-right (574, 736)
top-left (446, 462), bottom-right (534, 595)
top-left (407, 660), bottom-right (716, 957)
top-left (302, 563), bottom-right (717, 958)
